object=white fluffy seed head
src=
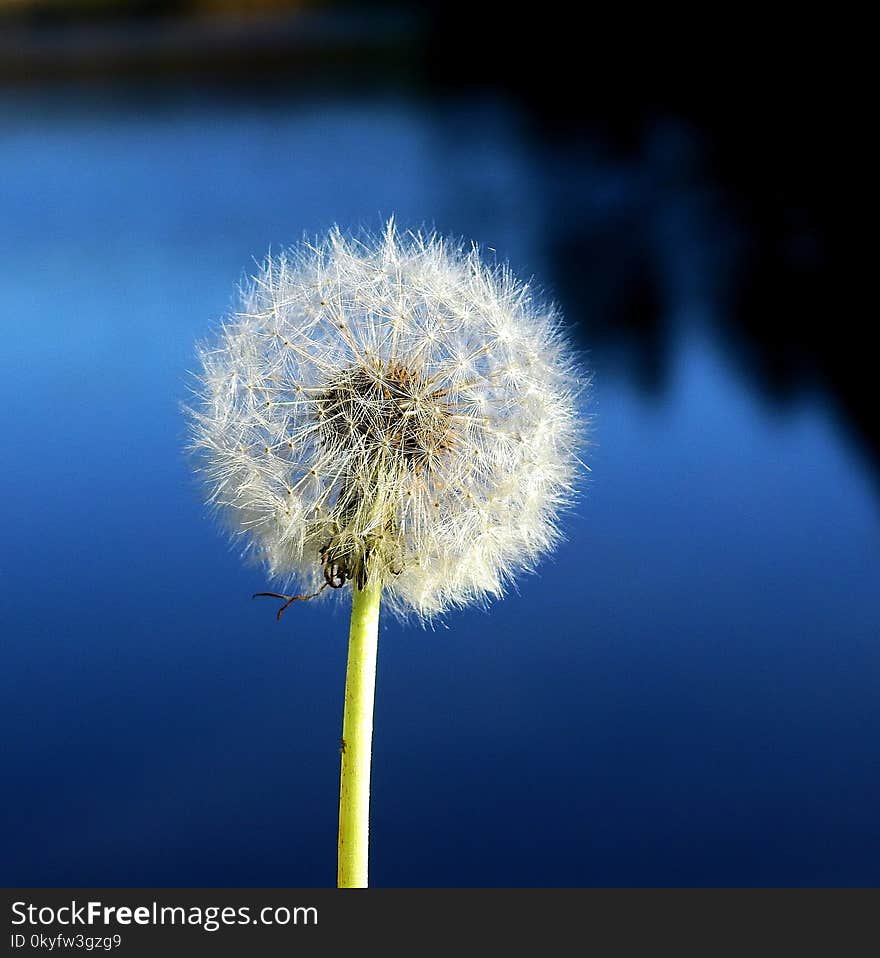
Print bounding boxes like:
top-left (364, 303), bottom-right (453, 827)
top-left (188, 221), bottom-right (587, 620)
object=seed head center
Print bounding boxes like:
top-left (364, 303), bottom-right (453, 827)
top-left (318, 362), bottom-right (452, 467)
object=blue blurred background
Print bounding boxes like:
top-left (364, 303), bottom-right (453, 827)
top-left (1, 3), bottom-right (876, 887)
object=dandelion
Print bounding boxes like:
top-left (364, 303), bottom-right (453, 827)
top-left (187, 221), bottom-right (586, 886)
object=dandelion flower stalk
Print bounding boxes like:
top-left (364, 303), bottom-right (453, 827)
top-left (337, 578), bottom-right (381, 887)
top-left (188, 220), bottom-right (585, 887)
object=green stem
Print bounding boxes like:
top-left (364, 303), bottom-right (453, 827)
top-left (337, 579), bottom-right (382, 888)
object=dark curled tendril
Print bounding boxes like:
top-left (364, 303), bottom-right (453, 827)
top-left (252, 584), bottom-right (328, 620)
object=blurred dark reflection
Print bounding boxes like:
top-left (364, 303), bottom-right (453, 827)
top-left (425, 4), bottom-right (858, 473)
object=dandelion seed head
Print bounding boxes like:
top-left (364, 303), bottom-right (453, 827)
top-left (188, 221), bottom-right (586, 619)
